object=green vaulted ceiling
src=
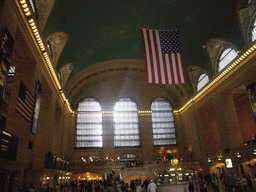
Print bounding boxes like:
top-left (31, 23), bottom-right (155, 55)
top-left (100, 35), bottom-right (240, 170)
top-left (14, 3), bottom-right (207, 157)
top-left (43, 0), bottom-right (243, 84)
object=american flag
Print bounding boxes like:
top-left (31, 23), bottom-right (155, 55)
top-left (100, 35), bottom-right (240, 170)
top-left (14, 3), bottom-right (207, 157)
top-left (140, 29), bottom-right (187, 84)
top-left (15, 81), bottom-right (35, 123)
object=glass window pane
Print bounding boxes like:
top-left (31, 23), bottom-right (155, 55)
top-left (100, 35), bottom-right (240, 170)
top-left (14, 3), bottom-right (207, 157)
top-left (197, 73), bottom-right (209, 91)
top-left (75, 98), bottom-right (102, 148)
top-left (218, 47), bottom-right (238, 72)
top-left (151, 98), bottom-right (176, 146)
top-left (114, 98), bottom-right (140, 147)
top-left (250, 15), bottom-right (256, 42)
top-left (29, 0), bottom-right (36, 13)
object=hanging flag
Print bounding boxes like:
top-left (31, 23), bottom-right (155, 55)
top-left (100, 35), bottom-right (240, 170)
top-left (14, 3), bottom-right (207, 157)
top-left (140, 29), bottom-right (187, 84)
top-left (15, 81), bottom-right (35, 123)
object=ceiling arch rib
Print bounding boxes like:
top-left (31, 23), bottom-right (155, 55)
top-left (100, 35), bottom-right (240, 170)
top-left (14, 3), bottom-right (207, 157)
top-left (46, 32), bottom-right (69, 68)
top-left (58, 62), bottom-right (74, 87)
top-left (37, 0), bottom-right (56, 32)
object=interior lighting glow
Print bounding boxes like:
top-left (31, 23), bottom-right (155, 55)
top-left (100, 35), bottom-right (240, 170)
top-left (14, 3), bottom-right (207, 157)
top-left (20, 0), bottom-right (26, 3)
top-left (25, 12), bottom-right (31, 16)
top-left (22, 4), bottom-right (28, 8)
top-left (30, 22), bottom-right (35, 27)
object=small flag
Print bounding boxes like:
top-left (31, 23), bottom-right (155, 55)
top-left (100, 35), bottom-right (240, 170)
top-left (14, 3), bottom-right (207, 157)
top-left (15, 81), bottom-right (35, 123)
top-left (140, 29), bottom-right (187, 84)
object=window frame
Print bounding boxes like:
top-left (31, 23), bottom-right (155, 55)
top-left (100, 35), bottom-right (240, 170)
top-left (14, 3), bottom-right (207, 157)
top-left (150, 97), bottom-right (177, 147)
top-left (248, 12), bottom-right (256, 44)
top-left (28, 0), bottom-right (38, 17)
top-left (217, 46), bottom-right (238, 72)
top-left (75, 97), bottom-right (103, 149)
top-left (113, 97), bottom-right (141, 148)
top-left (196, 72), bottom-right (209, 92)
top-left (46, 40), bottom-right (53, 58)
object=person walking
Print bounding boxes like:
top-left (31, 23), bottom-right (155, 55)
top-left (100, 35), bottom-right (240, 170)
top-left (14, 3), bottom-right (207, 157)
top-left (229, 173), bottom-right (236, 192)
top-left (147, 180), bottom-right (157, 192)
top-left (246, 174), bottom-right (254, 192)
top-left (188, 178), bottom-right (195, 192)
top-left (198, 177), bottom-right (207, 192)
top-left (212, 176), bottom-right (219, 192)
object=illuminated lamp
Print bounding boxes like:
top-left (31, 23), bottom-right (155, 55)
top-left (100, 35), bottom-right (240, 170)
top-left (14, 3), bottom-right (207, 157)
top-left (171, 158), bottom-right (178, 165)
top-left (236, 153), bottom-right (241, 158)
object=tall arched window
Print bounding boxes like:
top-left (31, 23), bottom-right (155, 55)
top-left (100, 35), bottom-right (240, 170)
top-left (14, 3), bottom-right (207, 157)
top-left (113, 98), bottom-right (140, 147)
top-left (218, 47), bottom-right (238, 72)
top-left (28, 0), bottom-right (36, 14)
top-left (75, 98), bottom-right (102, 148)
top-left (151, 98), bottom-right (176, 146)
top-left (249, 13), bottom-right (256, 43)
top-left (47, 41), bottom-right (53, 58)
top-left (196, 73), bottom-right (209, 92)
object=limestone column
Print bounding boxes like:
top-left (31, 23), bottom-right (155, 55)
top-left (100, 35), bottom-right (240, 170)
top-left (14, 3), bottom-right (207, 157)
top-left (174, 113), bottom-right (190, 160)
top-left (61, 110), bottom-right (74, 159)
top-left (213, 92), bottom-right (243, 150)
top-left (139, 113), bottom-right (154, 161)
top-left (102, 113), bottom-right (114, 159)
top-left (222, 93), bottom-right (243, 148)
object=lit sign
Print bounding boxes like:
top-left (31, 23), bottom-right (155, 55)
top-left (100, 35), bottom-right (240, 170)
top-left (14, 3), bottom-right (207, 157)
top-left (225, 158), bottom-right (233, 168)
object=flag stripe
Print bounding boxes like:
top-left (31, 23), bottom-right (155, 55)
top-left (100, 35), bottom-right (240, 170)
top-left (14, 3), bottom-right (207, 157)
top-left (146, 29), bottom-right (155, 83)
top-left (16, 103), bottom-right (32, 122)
top-left (152, 30), bottom-right (163, 84)
top-left (140, 28), bottom-right (187, 84)
top-left (161, 53), bottom-right (168, 84)
top-left (179, 53), bottom-right (187, 83)
top-left (149, 29), bottom-right (159, 83)
top-left (155, 30), bottom-right (166, 84)
top-left (140, 29), bottom-right (150, 83)
top-left (174, 53), bottom-right (181, 83)
top-left (15, 82), bottom-right (35, 123)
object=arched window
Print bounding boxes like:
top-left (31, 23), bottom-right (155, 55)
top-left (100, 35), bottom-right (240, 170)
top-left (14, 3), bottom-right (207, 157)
top-left (218, 47), bottom-right (238, 72)
top-left (75, 98), bottom-right (102, 148)
top-left (249, 13), bottom-right (256, 43)
top-left (151, 98), bottom-right (176, 146)
top-left (57, 71), bottom-right (62, 82)
top-left (28, 0), bottom-right (37, 14)
top-left (113, 98), bottom-right (140, 147)
top-left (46, 40), bottom-right (53, 58)
top-left (196, 73), bottom-right (209, 92)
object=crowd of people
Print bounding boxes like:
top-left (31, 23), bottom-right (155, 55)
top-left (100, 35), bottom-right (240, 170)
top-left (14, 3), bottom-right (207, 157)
top-left (50, 178), bottom-right (157, 192)
top-left (21, 172), bottom-right (256, 192)
top-left (22, 177), bottom-right (157, 192)
top-left (188, 173), bottom-right (255, 192)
